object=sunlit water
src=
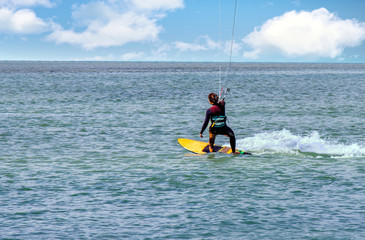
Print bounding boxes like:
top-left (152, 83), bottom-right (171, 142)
top-left (1, 62), bottom-right (364, 239)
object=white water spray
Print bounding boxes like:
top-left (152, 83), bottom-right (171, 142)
top-left (237, 129), bottom-right (365, 158)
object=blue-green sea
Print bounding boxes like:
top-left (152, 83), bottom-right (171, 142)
top-left (1, 61), bottom-right (365, 239)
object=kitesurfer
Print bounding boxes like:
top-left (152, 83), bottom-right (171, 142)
top-left (199, 93), bottom-right (237, 154)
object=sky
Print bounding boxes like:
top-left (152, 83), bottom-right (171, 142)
top-left (0, 0), bottom-right (365, 62)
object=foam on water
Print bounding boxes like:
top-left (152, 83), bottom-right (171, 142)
top-left (237, 129), bottom-right (365, 158)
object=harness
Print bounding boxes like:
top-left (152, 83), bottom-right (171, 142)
top-left (211, 115), bottom-right (226, 128)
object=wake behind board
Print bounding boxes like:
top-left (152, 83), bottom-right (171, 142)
top-left (178, 138), bottom-right (251, 155)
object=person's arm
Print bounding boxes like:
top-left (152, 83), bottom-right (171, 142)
top-left (199, 109), bottom-right (210, 137)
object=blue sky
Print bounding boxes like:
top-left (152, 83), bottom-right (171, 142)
top-left (1, 0), bottom-right (365, 62)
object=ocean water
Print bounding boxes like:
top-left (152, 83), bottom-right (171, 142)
top-left (1, 61), bottom-right (364, 239)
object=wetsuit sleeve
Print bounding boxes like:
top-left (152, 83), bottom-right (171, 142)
top-left (200, 109), bottom-right (211, 134)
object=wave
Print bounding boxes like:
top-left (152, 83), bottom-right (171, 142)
top-left (237, 129), bottom-right (365, 158)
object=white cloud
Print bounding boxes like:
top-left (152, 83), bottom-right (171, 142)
top-left (0, 0), bottom-right (54, 34)
top-left (243, 8), bottom-right (365, 59)
top-left (174, 41), bottom-right (207, 52)
top-left (120, 51), bottom-right (145, 60)
top-left (173, 36), bottom-right (219, 52)
top-left (145, 44), bottom-right (172, 61)
top-left (48, 11), bottom-right (161, 50)
top-left (129, 0), bottom-right (184, 11)
top-left (173, 36), bottom-right (242, 60)
top-left (223, 40), bottom-right (242, 57)
top-left (0, 0), bottom-right (54, 8)
top-left (0, 7), bottom-right (49, 34)
top-left (47, 0), bottom-right (184, 50)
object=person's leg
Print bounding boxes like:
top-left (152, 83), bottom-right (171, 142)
top-left (224, 127), bottom-right (236, 153)
top-left (209, 132), bottom-right (216, 152)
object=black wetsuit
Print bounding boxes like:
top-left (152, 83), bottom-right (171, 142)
top-left (200, 100), bottom-right (235, 137)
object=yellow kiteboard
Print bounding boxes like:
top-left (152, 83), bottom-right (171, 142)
top-left (178, 138), bottom-right (251, 155)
